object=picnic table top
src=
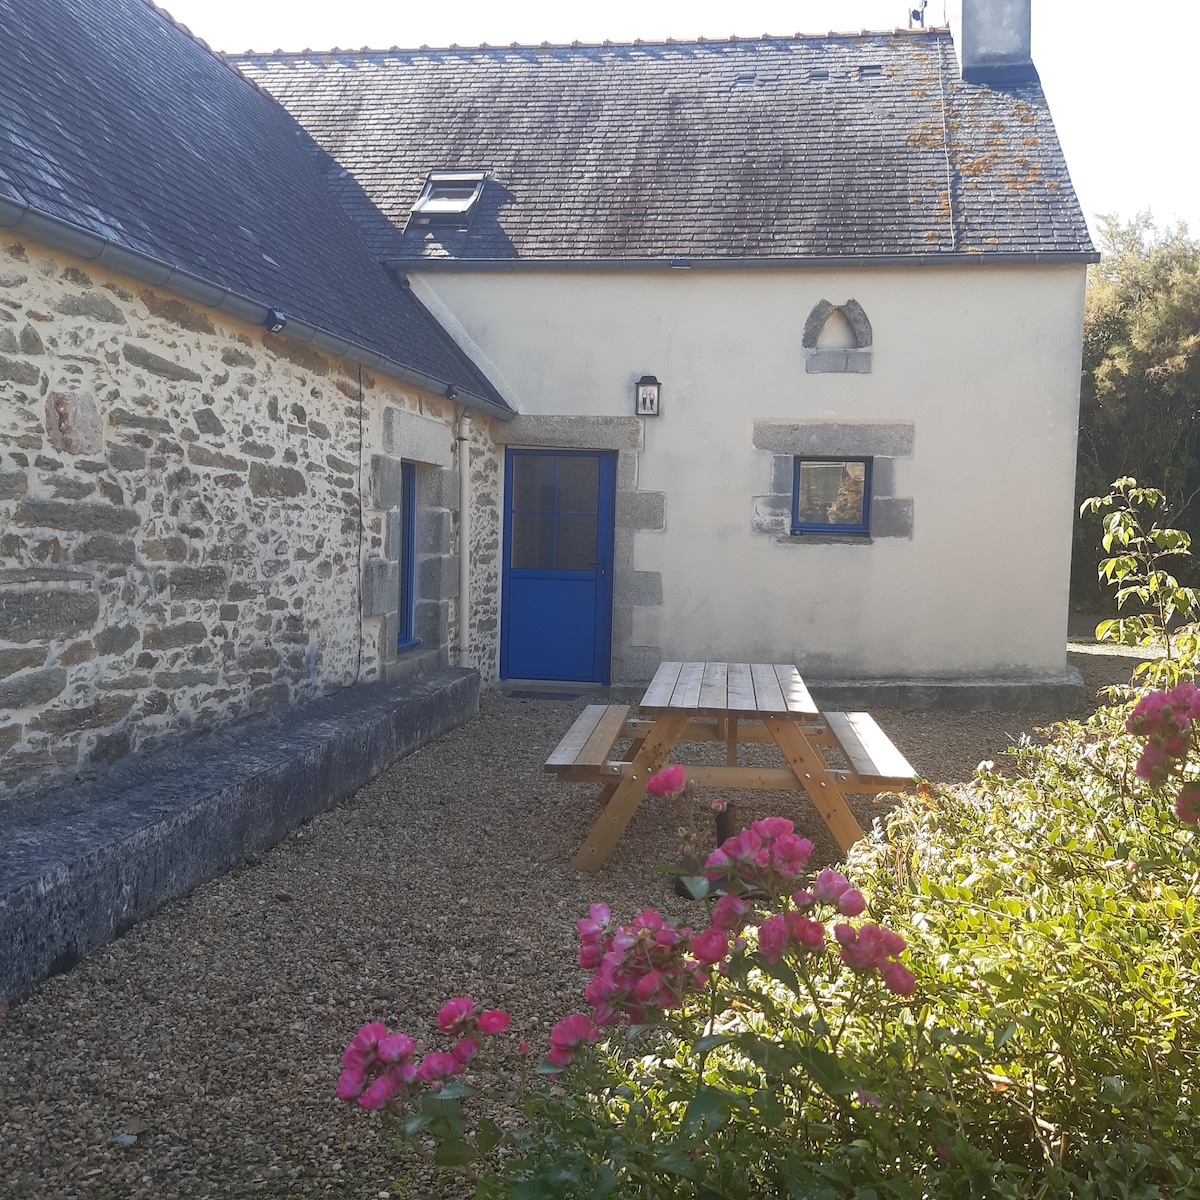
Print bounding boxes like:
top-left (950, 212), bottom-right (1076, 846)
top-left (640, 661), bottom-right (820, 719)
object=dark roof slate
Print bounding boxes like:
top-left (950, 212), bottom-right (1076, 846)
top-left (234, 33), bottom-right (1094, 264)
top-left (0, 0), bottom-right (506, 406)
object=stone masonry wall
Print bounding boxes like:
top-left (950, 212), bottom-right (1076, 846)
top-left (465, 418), bottom-right (502, 681)
top-left (0, 236), bottom-right (488, 798)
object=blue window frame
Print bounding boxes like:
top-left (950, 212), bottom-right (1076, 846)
top-left (397, 461), bottom-right (419, 648)
top-left (792, 457), bottom-right (872, 535)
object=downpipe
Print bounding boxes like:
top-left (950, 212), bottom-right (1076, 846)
top-left (457, 413), bottom-right (472, 668)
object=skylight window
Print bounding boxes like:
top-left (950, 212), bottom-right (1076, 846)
top-left (410, 171), bottom-right (486, 228)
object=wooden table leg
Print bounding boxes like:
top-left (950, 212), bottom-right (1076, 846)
top-left (715, 714), bottom-right (739, 845)
top-left (763, 716), bottom-right (865, 853)
top-left (572, 712), bottom-right (691, 872)
top-left (593, 734), bottom-right (644, 807)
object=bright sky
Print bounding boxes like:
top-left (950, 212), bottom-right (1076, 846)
top-left (162, 0), bottom-right (1199, 241)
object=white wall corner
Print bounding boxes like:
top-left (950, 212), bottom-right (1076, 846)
top-left (404, 274), bottom-right (525, 414)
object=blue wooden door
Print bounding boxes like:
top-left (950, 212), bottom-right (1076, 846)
top-left (501, 449), bottom-right (616, 683)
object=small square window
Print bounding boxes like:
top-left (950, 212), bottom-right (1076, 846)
top-left (409, 171), bottom-right (486, 228)
top-left (792, 458), bottom-right (871, 535)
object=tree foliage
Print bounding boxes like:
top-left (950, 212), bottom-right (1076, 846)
top-left (1075, 215), bottom-right (1200, 600)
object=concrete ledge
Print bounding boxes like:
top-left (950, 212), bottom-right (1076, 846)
top-left (807, 666), bottom-right (1085, 712)
top-left (0, 669), bottom-right (479, 1003)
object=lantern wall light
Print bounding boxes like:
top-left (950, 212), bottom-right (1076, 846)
top-left (635, 374), bottom-right (661, 416)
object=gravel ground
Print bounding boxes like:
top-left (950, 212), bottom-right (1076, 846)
top-left (0, 644), bottom-right (1142, 1200)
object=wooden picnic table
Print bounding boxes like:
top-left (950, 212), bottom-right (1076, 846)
top-left (547, 660), bottom-right (916, 872)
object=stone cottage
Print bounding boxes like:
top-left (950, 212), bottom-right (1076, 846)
top-left (234, 0), bottom-right (1095, 701)
top-left (2, 0), bottom-right (1095, 805)
top-left (0, 0), bottom-right (513, 801)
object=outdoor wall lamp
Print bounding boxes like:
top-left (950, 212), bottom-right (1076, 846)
top-left (264, 308), bottom-right (287, 333)
top-left (635, 374), bottom-right (661, 416)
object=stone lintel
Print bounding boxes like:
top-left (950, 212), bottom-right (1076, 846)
top-left (382, 406), bottom-right (453, 468)
top-left (753, 421), bottom-right (914, 458)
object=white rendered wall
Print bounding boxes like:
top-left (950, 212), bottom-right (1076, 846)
top-left (413, 265), bottom-right (1087, 682)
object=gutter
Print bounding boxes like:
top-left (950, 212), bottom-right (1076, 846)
top-left (384, 250), bottom-right (1100, 271)
top-left (0, 197), bottom-right (513, 421)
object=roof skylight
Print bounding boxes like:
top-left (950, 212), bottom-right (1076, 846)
top-left (410, 171), bottom-right (486, 227)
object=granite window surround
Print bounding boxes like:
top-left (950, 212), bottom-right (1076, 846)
top-left (752, 420), bottom-right (914, 543)
top-left (362, 406), bottom-right (458, 681)
top-left (802, 299), bottom-right (873, 374)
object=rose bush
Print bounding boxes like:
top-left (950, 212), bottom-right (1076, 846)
top-left (337, 686), bottom-right (1200, 1199)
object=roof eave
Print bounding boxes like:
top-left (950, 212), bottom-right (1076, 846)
top-left (386, 251), bottom-right (1100, 271)
top-left (0, 197), bottom-right (513, 419)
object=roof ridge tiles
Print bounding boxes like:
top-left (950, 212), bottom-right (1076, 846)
top-left (229, 27), bottom-right (949, 60)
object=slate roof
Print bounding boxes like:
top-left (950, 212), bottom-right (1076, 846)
top-left (234, 32), bottom-right (1095, 266)
top-left (0, 0), bottom-right (507, 408)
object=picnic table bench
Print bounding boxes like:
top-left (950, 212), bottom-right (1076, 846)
top-left (544, 662), bottom-right (916, 870)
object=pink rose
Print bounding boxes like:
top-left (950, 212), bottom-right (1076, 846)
top-left (719, 828), bottom-right (764, 864)
top-left (838, 889), bottom-right (866, 917)
top-left (1132, 744), bottom-right (1161, 782)
top-left (335, 1065), bottom-right (366, 1101)
top-left (579, 942), bottom-right (604, 969)
top-left (549, 1014), bottom-right (599, 1053)
top-left (545, 1046), bottom-right (574, 1067)
top-left (436, 996), bottom-right (474, 1033)
top-left (377, 1033), bottom-right (415, 1063)
top-left (632, 909), bottom-right (664, 930)
top-left (691, 926), bottom-right (729, 966)
top-left (416, 1051), bottom-right (459, 1082)
top-left (757, 914), bottom-right (789, 964)
top-left (1164, 734), bottom-right (1192, 758)
top-left (349, 1021), bottom-right (388, 1053)
top-left (1128, 691), bottom-right (1171, 734)
top-left (393, 1061), bottom-right (419, 1088)
top-left (791, 889), bottom-right (814, 909)
top-left (452, 1038), bottom-right (479, 1064)
top-left (752, 816), bottom-right (795, 840)
top-left (341, 1044), bottom-right (370, 1071)
top-left (711, 893), bottom-right (748, 932)
top-left (813, 869), bottom-right (851, 905)
top-left (1176, 784), bottom-right (1200, 825)
top-left (358, 1073), bottom-right (395, 1109)
top-left (517, 1041), bottom-right (530, 1055)
top-left (634, 970), bottom-right (665, 1003)
top-left (475, 1008), bottom-right (508, 1036)
top-left (646, 764), bottom-right (686, 797)
top-left (881, 960), bottom-right (917, 997)
top-left (771, 834), bottom-right (814, 876)
top-left (785, 912), bottom-right (825, 950)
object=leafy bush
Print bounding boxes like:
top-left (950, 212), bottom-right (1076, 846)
top-left (485, 718), bottom-right (1200, 1199)
top-left (1082, 476), bottom-right (1200, 686)
top-left (855, 713), bottom-right (1200, 1197)
top-left (337, 719), bottom-right (1200, 1199)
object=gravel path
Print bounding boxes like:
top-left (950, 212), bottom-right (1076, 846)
top-left (0, 645), bottom-right (1140, 1199)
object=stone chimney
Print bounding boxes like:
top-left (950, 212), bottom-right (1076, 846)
top-left (947, 0), bottom-right (1038, 86)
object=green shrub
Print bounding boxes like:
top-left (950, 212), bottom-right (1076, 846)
top-left (478, 706), bottom-right (1200, 1200)
top-left (1082, 476), bottom-right (1200, 687)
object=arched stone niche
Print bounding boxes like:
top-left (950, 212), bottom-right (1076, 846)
top-left (802, 299), bottom-right (873, 373)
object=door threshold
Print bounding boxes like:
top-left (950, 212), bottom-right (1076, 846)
top-left (494, 679), bottom-right (614, 701)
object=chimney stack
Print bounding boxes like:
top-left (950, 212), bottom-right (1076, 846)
top-left (947, 0), bottom-right (1038, 86)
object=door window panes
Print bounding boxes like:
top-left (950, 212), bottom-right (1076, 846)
top-left (556, 455), bottom-right (599, 514)
top-left (512, 454), bottom-right (557, 513)
top-left (508, 452), bottom-right (603, 572)
top-left (511, 510), bottom-right (555, 570)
